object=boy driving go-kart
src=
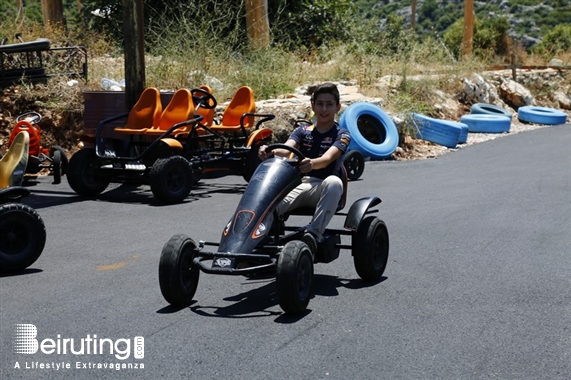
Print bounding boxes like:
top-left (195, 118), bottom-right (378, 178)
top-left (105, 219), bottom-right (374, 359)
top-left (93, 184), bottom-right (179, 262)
top-left (158, 82), bottom-right (389, 315)
top-left (258, 82), bottom-right (351, 255)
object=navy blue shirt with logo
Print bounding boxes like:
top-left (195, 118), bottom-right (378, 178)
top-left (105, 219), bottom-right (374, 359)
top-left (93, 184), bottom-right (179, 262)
top-left (289, 122), bottom-right (351, 179)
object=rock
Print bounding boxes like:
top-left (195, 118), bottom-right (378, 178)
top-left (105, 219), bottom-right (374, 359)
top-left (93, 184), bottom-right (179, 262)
top-left (462, 73), bottom-right (501, 104)
top-left (553, 91), bottom-right (571, 110)
top-left (499, 78), bottom-right (534, 108)
top-left (432, 89), bottom-right (461, 118)
top-left (548, 58), bottom-right (564, 67)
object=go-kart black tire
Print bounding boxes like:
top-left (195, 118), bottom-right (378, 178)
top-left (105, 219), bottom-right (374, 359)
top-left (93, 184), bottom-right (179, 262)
top-left (149, 156), bottom-right (193, 203)
top-left (276, 240), bottom-right (314, 315)
top-left (67, 148), bottom-right (110, 196)
top-left (343, 150), bottom-right (365, 180)
top-left (158, 234), bottom-right (200, 306)
top-left (50, 146), bottom-right (68, 175)
top-left (51, 149), bottom-right (62, 184)
top-left (352, 216), bottom-right (389, 282)
top-left (0, 203), bottom-right (46, 273)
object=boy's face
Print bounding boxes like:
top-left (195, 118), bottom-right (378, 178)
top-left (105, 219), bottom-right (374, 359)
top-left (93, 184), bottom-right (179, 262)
top-left (311, 93), bottom-right (341, 126)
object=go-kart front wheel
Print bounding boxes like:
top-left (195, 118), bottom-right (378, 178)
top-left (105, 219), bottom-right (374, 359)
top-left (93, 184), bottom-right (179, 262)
top-left (67, 148), bottom-right (110, 196)
top-left (158, 234), bottom-right (200, 307)
top-left (149, 156), bottom-right (193, 203)
top-left (0, 203), bottom-right (46, 273)
top-left (276, 240), bottom-right (314, 315)
top-left (352, 216), bottom-right (389, 282)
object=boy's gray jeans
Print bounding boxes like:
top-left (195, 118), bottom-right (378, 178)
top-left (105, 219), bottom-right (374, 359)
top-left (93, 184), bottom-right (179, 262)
top-left (276, 175), bottom-right (343, 242)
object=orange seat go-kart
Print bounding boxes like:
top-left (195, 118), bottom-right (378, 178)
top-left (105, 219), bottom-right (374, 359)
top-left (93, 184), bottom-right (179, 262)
top-left (67, 85), bottom-right (273, 203)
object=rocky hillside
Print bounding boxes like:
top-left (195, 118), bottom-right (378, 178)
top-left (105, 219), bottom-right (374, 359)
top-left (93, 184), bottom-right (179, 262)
top-left (357, 0), bottom-right (570, 48)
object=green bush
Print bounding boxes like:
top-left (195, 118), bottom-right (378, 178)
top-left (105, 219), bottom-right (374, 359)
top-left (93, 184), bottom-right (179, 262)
top-left (443, 16), bottom-right (510, 60)
top-left (533, 24), bottom-right (571, 54)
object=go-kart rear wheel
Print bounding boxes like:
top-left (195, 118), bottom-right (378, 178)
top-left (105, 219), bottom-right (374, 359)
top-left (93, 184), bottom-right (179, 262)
top-left (149, 156), bottom-right (193, 203)
top-left (158, 234), bottom-right (200, 306)
top-left (276, 240), bottom-right (314, 315)
top-left (0, 203), bottom-right (46, 273)
top-left (67, 148), bottom-right (110, 196)
top-left (352, 216), bottom-right (389, 282)
top-left (343, 150), bottom-right (365, 180)
top-left (51, 149), bottom-right (62, 184)
top-left (50, 146), bottom-right (68, 178)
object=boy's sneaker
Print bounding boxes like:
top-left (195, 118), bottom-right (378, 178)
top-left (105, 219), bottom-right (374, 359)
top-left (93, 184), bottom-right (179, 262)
top-left (301, 232), bottom-right (317, 256)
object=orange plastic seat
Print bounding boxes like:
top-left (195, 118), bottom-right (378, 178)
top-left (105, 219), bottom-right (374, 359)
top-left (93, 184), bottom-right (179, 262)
top-left (145, 88), bottom-right (195, 136)
top-left (0, 131), bottom-right (29, 188)
top-left (113, 87), bottom-right (162, 135)
top-left (210, 86), bottom-right (255, 132)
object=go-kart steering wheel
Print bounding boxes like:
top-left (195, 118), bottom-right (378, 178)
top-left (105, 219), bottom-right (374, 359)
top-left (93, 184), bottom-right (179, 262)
top-left (16, 111), bottom-right (42, 125)
top-left (265, 143), bottom-right (306, 164)
top-left (191, 88), bottom-right (217, 110)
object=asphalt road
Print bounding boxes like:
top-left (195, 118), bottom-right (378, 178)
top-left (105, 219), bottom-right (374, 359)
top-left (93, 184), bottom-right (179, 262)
top-left (1, 124), bottom-right (570, 379)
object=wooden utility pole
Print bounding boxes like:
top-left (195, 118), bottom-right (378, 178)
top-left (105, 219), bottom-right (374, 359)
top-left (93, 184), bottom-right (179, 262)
top-left (245, 0), bottom-right (270, 49)
top-left (41, 0), bottom-right (66, 26)
top-left (411, 0), bottom-right (416, 32)
top-left (122, 0), bottom-right (146, 110)
top-left (462, 0), bottom-right (475, 57)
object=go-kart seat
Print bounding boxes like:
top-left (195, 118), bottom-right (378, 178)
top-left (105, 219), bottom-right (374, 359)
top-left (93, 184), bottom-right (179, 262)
top-left (9, 120), bottom-right (41, 156)
top-left (0, 131), bottom-right (29, 188)
top-left (145, 88), bottom-right (195, 136)
top-left (209, 86), bottom-right (255, 133)
top-left (113, 87), bottom-right (163, 135)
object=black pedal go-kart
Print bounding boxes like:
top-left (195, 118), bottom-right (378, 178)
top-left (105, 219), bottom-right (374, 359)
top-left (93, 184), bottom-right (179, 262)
top-left (158, 144), bottom-right (389, 315)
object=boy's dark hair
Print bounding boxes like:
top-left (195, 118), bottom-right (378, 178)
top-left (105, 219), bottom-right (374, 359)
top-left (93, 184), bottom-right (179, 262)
top-left (311, 82), bottom-right (340, 105)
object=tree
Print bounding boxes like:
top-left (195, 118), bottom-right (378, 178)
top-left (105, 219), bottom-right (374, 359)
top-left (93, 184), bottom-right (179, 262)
top-left (245, 0), bottom-right (269, 48)
top-left (462, 0), bottom-right (474, 56)
top-left (41, 0), bottom-right (66, 26)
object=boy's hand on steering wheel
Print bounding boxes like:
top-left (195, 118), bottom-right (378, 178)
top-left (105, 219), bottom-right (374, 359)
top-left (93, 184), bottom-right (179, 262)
top-left (299, 158), bottom-right (313, 173)
top-left (258, 145), bottom-right (274, 161)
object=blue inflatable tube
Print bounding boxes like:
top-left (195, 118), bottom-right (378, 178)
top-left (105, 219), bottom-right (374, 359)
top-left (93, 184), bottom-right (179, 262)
top-left (339, 102), bottom-right (399, 159)
top-left (470, 103), bottom-right (512, 117)
top-left (518, 106), bottom-right (568, 125)
top-left (412, 113), bottom-right (462, 148)
top-left (460, 114), bottom-right (511, 133)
